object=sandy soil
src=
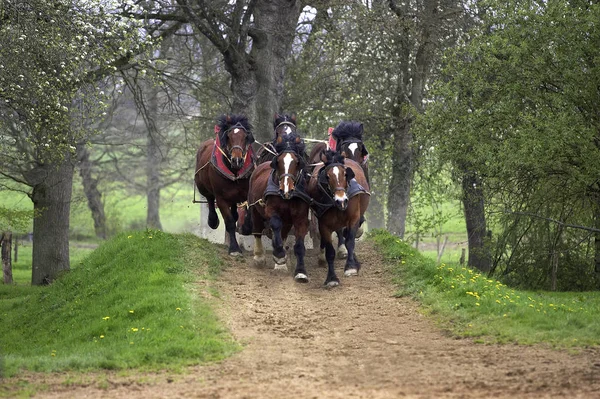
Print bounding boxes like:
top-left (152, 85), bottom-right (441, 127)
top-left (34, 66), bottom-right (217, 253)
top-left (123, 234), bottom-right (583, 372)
top-left (5, 241), bottom-right (600, 398)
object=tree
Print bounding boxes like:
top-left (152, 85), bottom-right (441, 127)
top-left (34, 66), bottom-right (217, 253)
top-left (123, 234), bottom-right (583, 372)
top-left (0, 0), bottom-right (151, 284)
top-left (422, 0), bottom-right (600, 289)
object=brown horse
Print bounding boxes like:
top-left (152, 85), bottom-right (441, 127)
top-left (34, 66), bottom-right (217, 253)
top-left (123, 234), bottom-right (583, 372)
top-left (307, 121), bottom-right (370, 257)
top-left (255, 113), bottom-right (301, 165)
top-left (245, 133), bottom-right (311, 282)
top-left (307, 150), bottom-right (370, 287)
top-left (194, 114), bottom-right (255, 255)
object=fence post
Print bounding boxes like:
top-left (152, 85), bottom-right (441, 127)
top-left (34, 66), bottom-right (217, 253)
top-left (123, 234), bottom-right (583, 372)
top-left (2, 232), bottom-right (13, 284)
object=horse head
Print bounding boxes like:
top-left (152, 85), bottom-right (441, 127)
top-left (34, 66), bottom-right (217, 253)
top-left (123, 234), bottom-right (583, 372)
top-left (332, 121), bottom-right (368, 165)
top-left (319, 150), bottom-right (355, 211)
top-left (271, 133), bottom-right (305, 199)
top-left (273, 113), bottom-right (297, 140)
top-left (218, 114), bottom-right (255, 171)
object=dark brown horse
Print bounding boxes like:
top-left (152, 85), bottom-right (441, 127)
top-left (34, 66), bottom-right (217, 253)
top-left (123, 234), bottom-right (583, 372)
top-left (245, 133), bottom-right (311, 282)
top-left (307, 150), bottom-right (370, 287)
top-left (255, 113), bottom-right (301, 165)
top-left (307, 121), bottom-right (370, 257)
top-left (194, 114), bottom-right (255, 255)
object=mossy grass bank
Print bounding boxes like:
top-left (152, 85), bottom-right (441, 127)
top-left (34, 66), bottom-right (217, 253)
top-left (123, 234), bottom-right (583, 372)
top-left (370, 229), bottom-right (600, 347)
top-left (0, 230), bottom-right (237, 377)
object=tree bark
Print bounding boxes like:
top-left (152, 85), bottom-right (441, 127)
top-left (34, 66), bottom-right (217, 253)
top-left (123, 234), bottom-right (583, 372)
top-left (76, 144), bottom-right (107, 239)
top-left (2, 232), bottom-right (13, 284)
top-left (26, 158), bottom-right (74, 285)
top-left (461, 169), bottom-right (491, 272)
top-left (146, 83), bottom-right (163, 230)
top-left (250, 0), bottom-right (302, 142)
top-left (387, 117), bottom-right (413, 238)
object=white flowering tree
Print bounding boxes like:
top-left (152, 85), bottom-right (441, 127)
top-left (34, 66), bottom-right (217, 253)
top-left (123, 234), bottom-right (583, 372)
top-left (0, 0), bottom-right (152, 284)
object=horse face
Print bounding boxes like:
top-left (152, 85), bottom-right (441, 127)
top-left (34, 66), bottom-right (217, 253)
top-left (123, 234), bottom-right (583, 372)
top-left (226, 127), bottom-right (249, 170)
top-left (273, 151), bottom-right (301, 199)
top-left (340, 140), bottom-right (368, 165)
top-left (325, 164), bottom-right (349, 210)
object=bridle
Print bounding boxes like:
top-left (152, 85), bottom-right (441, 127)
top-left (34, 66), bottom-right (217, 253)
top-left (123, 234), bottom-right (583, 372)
top-left (220, 122), bottom-right (253, 163)
top-left (318, 162), bottom-right (348, 198)
top-left (338, 138), bottom-right (368, 166)
top-left (274, 150), bottom-right (303, 186)
top-left (274, 121), bottom-right (297, 137)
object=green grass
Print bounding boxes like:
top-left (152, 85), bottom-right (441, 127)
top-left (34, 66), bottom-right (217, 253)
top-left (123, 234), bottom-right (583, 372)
top-left (9, 241), bottom-right (95, 286)
top-left (370, 229), bottom-right (600, 347)
top-left (0, 230), bottom-right (237, 377)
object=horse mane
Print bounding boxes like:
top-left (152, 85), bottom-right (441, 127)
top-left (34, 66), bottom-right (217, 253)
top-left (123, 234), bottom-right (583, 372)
top-left (273, 113), bottom-right (297, 129)
top-left (273, 132), bottom-right (305, 156)
top-left (331, 121), bottom-right (364, 142)
top-left (322, 149), bottom-right (346, 167)
top-left (217, 114), bottom-right (253, 143)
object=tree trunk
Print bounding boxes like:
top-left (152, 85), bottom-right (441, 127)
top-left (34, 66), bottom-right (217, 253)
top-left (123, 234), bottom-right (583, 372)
top-left (26, 158), bottom-right (74, 285)
top-left (593, 195), bottom-right (600, 276)
top-left (461, 169), bottom-right (491, 272)
top-left (251, 0), bottom-right (302, 142)
top-left (1, 232), bottom-right (13, 284)
top-left (76, 144), bottom-right (107, 239)
top-left (146, 83), bottom-right (163, 230)
top-left (387, 118), bottom-right (412, 238)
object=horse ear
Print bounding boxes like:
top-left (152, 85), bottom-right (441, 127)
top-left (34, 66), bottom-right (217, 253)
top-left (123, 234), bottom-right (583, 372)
top-left (295, 136), bottom-right (301, 144)
top-left (276, 136), bottom-right (283, 144)
top-left (247, 132), bottom-right (255, 144)
top-left (359, 123), bottom-right (364, 134)
top-left (226, 114), bottom-right (232, 122)
top-left (345, 167), bottom-right (355, 181)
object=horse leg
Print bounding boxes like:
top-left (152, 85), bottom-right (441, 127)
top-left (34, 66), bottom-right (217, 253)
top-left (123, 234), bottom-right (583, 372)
top-left (251, 207), bottom-right (265, 265)
top-left (292, 217), bottom-right (309, 283)
top-left (207, 197), bottom-right (219, 229)
top-left (320, 226), bottom-right (339, 287)
top-left (269, 214), bottom-right (287, 271)
top-left (217, 199), bottom-right (242, 256)
top-left (355, 215), bottom-right (366, 239)
top-left (344, 223), bottom-right (361, 277)
top-left (336, 228), bottom-right (348, 259)
top-left (318, 236), bottom-right (327, 267)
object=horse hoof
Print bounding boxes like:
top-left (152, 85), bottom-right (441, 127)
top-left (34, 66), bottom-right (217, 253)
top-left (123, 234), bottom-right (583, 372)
top-left (229, 251), bottom-right (243, 257)
top-left (253, 255), bottom-right (265, 263)
top-left (273, 264), bottom-right (288, 272)
top-left (356, 226), bottom-right (364, 239)
top-left (344, 268), bottom-right (358, 277)
top-left (273, 255), bottom-right (287, 265)
top-left (325, 280), bottom-right (339, 288)
top-left (294, 273), bottom-right (309, 283)
top-left (337, 246), bottom-right (348, 259)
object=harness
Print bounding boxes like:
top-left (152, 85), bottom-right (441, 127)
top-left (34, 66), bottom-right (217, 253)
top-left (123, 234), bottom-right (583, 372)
top-left (210, 124), bottom-right (255, 181)
top-left (337, 138), bottom-right (369, 166)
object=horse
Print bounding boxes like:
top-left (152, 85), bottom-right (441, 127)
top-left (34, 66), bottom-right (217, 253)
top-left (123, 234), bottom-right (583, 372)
top-left (306, 121), bottom-right (370, 258)
top-left (244, 133), bottom-right (312, 282)
top-left (194, 114), bottom-right (255, 255)
top-left (255, 113), bottom-right (301, 165)
top-left (307, 150), bottom-right (370, 287)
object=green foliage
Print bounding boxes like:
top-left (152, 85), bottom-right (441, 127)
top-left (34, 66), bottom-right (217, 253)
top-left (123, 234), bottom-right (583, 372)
top-left (420, 0), bottom-right (600, 289)
top-left (0, 230), bottom-right (237, 376)
top-left (370, 229), bottom-right (600, 346)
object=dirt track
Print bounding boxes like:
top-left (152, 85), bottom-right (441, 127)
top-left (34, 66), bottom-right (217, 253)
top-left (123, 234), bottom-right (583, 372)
top-left (10, 241), bottom-right (600, 398)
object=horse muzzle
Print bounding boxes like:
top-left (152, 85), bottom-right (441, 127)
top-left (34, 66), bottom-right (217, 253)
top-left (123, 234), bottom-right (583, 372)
top-left (334, 192), bottom-right (349, 211)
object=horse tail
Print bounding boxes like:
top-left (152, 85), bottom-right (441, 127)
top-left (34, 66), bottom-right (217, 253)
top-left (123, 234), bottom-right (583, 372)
top-left (240, 208), bottom-right (253, 236)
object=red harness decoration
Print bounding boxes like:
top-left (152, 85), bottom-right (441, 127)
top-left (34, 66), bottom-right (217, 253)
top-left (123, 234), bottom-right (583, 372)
top-left (211, 130), bottom-right (255, 181)
top-left (327, 127), bottom-right (336, 151)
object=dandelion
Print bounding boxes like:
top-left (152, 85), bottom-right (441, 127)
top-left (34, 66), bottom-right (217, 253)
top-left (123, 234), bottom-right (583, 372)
top-left (100, 335), bottom-right (105, 339)
top-left (127, 235), bottom-right (132, 239)
top-left (475, 303), bottom-right (480, 306)
top-left (131, 328), bottom-right (138, 332)
top-left (102, 316), bottom-right (110, 320)
top-left (176, 307), bottom-right (182, 311)
top-left (129, 310), bottom-right (134, 313)
top-left (503, 314), bottom-right (507, 317)
top-left (496, 300), bottom-right (501, 304)
top-left (130, 342), bottom-right (134, 345)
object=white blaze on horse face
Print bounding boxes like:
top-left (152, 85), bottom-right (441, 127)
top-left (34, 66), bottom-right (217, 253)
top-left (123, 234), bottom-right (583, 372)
top-left (233, 128), bottom-right (240, 134)
top-left (332, 166), bottom-right (348, 203)
top-left (284, 126), bottom-right (292, 135)
top-left (348, 142), bottom-right (359, 157)
top-left (283, 153), bottom-right (294, 194)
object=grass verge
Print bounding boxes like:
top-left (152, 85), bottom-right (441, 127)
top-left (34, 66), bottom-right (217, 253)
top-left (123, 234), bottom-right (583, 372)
top-left (0, 230), bottom-right (237, 378)
top-left (370, 229), bottom-right (600, 348)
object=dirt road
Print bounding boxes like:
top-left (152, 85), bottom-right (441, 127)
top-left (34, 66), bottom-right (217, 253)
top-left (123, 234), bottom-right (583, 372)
top-left (15, 241), bottom-right (600, 398)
